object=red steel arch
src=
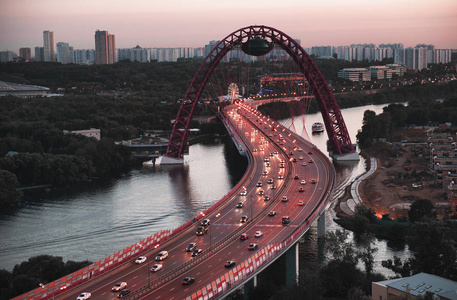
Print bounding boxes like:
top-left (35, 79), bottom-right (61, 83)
top-left (166, 25), bottom-right (353, 159)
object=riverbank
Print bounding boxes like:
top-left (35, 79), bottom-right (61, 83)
top-left (335, 127), bottom-right (451, 220)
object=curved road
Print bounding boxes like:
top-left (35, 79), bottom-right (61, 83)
top-left (59, 102), bottom-right (335, 300)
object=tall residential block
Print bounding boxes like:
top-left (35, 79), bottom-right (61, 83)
top-left (19, 48), bottom-right (31, 60)
top-left (43, 30), bottom-right (56, 62)
top-left (95, 30), bottom-right (116, 64)
top-left (34, 47), bottom-right (44, 61)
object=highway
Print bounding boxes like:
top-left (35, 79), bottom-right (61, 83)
top-left (60, 101), bottom-right (335, 300)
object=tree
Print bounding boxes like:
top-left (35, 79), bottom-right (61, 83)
top-left (357, 233), bottom-right (378, 278)
top-left (0, 170), bottom-right (21, 208)
top-left (325, 230), bottom-right (358, 265)
top-left (382, 220), bottom-right (457, 280)
top-left (408, 199), bottom-right (436, 222)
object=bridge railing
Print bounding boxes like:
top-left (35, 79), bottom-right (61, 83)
top-left (184, 103), bottom-right (336, 300)
top-left (12, 230), bottom-right (172, 300)
top-left (185, 175), bottom-right (334, 300)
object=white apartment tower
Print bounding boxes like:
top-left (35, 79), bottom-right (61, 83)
top-left (43, 30), bottom-right (56, 62)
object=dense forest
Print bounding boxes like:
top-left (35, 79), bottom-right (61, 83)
top-left (0, 60), bottom-right (456, 211)
top-left (0, 255), bottom-right (92, 299)
top-left (356, 86), bottom-right (457, 148)
top-left (1, 58), bottom-right (457, 299)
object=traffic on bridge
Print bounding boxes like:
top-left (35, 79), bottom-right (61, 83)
top-left (51, 101), bottom-right (335, 300)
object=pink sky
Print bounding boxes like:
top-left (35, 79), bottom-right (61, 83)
top-left (1, 0), bottom-right (456, 53)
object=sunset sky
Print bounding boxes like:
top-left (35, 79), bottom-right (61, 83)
top-left (1, 0), bottom-right (456, 54)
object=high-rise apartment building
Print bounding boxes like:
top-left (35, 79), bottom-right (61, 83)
top-left (71, 49), bottom-right (95, 65)
top-left (34, 47), bottom-right (44, 61)
top-left (95, 30), bottom-right (116, 64)
top-left (19, 48), bottom-right (31, 60)
top-left (56, 42), bottom-right (72, 64)
top-left (43, 30), bottom-right (56, 62)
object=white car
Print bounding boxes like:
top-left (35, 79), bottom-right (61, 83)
top-left (254, 231), bottom-right (263, 238)
top-left (150, 264), bottom-right (163, 272)
top-left (135, 256), bottom-right (147, 264)
top-left (301, 180), bottom-right (306, 185)
top-left (76, 292), bottom-right (91, 300)
top-left (112, 282), bottom-right (127, 292)
top-left (240, 190), bottom-right (247, 196)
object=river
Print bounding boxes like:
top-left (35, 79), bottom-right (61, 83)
top-left (0, 103), bottom-right (410, 275)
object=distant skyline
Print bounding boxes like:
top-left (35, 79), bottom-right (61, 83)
top-left (1, 0), bottom-right (457, 54)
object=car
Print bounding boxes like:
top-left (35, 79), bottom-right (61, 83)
top-left (265, 162), bottom-right (270, 167)
top-left (293, 158), bottom-right (297, 162)
top-left (298, 201), bottom-right (304, 206)
top-left (236, 202), bottom-right (244, 208)
top-left (268, 211), bottom-right (276, 216)
top-left (201, 219), bottom-right (211, 226)
top-left (289, 151), bottom-right (294, 155)
top-left (182, 277), bottom-right (195, 285)
top-left (298, 187), bottom-right (305, 192)
top-left (264, 195), bottom-right (270, 201)
top-left (248, 243), bottom-right (258, 250)
top-left (264, 157), bottom-right (269, 162)
top-left (76, 292), bottom-right (91, 300)
top-left (256, 181), bottom-right (263, 187)
top-left (135, 256), bottom-right (147, 264)
top-left (278, 175), bottom-right (284, 180)
top-left (267, 178), bottom-right (273, 184)
top-left (240, 233), bottom-right (249, 240)
top-left (301, 180), bottom-right (306, 185)
top-left (302, 162), bottom-right (307, 166)
top-left (186, 242), bottom-right (197, 252)
top-left (299, 156), bottom-right (304, 160)
top-left (282, 216), bottom-right (291, 224)
top-left (262, 171), bottom-right (268, 176)
top-left (311, 179), bottom-right (317, 184)
top-left (192, 249), bottom-right (202, 257)
top-left (252, 148), bottom-right (257, 152)
top-left (112, 282), bottom-right (127, 292)
top-left (308, 150), bottom-right (313, 154)
top-left (240, 190), bottom-right (247, 196)
top-left (196, 226), bottom-right (208, 235)
top-left (258, 190), bottom-right (264, 195)
top-left (155, 250), bottom-right (168, 261)
top-left (150, 264), bottom-right (163, 272)
top-left (254, 231), bottom-right (263, 238)
top-left (280, 163), bottom-right (285, 168)
top-left (241, 215), bottom-right (249, 223)
top-left (280, 159), bottom-right (285, 163)
top-left (294, 174), bottom-right (299, 180)
top-left (259, 147), bottom-right (264, 151)
top-left (225, 260), bottom-right (236, 268)
top-left (274, 151), bottom-right (278, 155)
top-left (281, 196), bottom-right (288, 202)
top-left (270, 152), bottom-right (274, 157)
top-left (118, 289), bottom-right (131, 298)
top-left (271, 185), bottom-right (277, 190)
top-left (309, 159), bottom-right (313, 163)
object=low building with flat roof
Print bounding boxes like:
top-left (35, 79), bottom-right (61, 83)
top-left (337, 68), bottom-right (371, 82)
top-left (0, 81), bottom-right (51, 97)
top-left (372, 272), bottom-right (457, 300)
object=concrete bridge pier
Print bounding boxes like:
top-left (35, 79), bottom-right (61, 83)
top-left (244, 275), bottom-right (257, 300)
top-left (285, 242), bottom-right (299, 285)
top-left (317, 212), bottom-right (326, 238)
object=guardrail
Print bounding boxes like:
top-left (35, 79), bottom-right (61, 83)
top-left (13, 230), bottom-right (172, 300)
top-left (183, 104), bottom-right (335, 300)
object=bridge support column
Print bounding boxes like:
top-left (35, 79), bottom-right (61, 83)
top-left (285, 242), bottom-right (299, 285)
top-left (244, 275), bottom-right (257, 300)
top-left (317, 212), bottom-right (326, 238)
